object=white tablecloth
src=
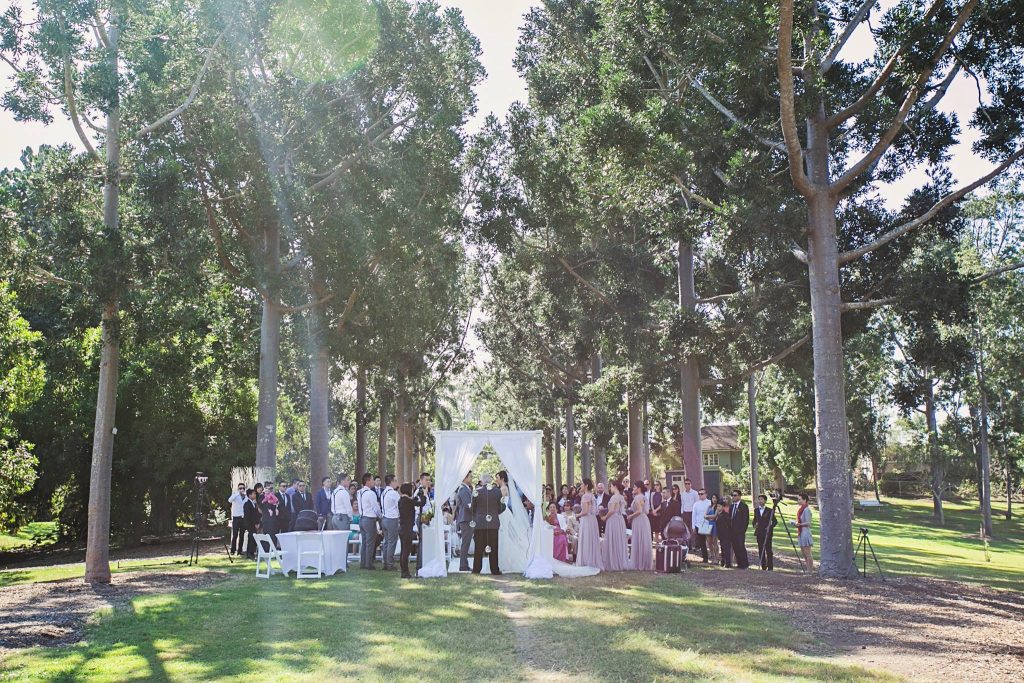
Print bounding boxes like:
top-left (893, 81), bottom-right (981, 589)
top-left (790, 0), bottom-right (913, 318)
top-left (277, 531), bottom-right (348, 576)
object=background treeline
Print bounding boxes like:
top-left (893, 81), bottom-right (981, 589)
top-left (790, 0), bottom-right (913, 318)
top-left (2, 0), bottom-right (1024, 580)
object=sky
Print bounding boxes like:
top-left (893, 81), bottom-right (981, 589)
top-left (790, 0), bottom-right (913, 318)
top-left (0, 0), bottom-right (995, 209)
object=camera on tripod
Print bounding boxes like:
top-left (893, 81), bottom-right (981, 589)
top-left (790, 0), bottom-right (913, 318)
top-left (859, 526), bottom-right (869, 535)
top-left (767, 489), bottom-right (782, 504)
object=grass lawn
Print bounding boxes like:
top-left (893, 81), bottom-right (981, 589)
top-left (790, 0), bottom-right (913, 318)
top-left (0, 521), bottom-right (58, 551)
top-left (0, 569), bottom-right (893, 683)
top-left (775, 496), bottom-right (1023, 591)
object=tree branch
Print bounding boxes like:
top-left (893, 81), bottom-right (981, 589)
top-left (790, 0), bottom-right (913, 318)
top-left (62, 54), bottom-right (100, 161)
top-left (840, 297), bottom-right (898, 312)
top-left (688, 77), bottom-right (785, 152)
top-left (820, 0), bottom-right (878, 74)
top-left (701, 334), bottom-right (810, 387)
top-left (839, 147), bottom-right (1024, 263)
top-left (136, 27), bottom-right (228, 138)
top-left (308, 111), bottom-right (417, 190)
top-left (825, 0), bottom-right (946, 129)
top-left (556, 255), bottom-right (621, 313)
top-left (972, 260), bottom-right (1024, 284)
top-left (777, 0), bottom-right (814, 198)
top-left (831, 0), bottom-right (979, 192)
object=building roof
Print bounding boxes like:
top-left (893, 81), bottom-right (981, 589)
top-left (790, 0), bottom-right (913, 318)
top-left (702, 424), bottom-right (739, 452)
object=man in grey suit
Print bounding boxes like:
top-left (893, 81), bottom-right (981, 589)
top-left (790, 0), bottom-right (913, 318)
top-left (456, 471), bottom-right (474, 571)
top-left (471, 474), bottom-right (506, 575)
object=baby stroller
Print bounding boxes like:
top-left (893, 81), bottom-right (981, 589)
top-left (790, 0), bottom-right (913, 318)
top-left (657, 516), bottom-right (690, 573)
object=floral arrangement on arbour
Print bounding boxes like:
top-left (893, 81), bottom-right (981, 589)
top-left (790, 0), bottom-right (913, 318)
top-left (420, 508), bottom-right (435, 526)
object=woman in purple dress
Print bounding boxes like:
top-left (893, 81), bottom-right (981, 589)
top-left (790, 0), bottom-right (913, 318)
top-left (628, 481), bottom-right (653, 570)
top-left (601, 481), bottom-right (630, 571)
top-left (575, 478), bottom-right (602, 568)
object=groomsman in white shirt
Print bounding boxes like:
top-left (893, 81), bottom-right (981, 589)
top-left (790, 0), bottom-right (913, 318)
top-left (331, 473), bottom-right (353, 531)
top-left (380, 475), bottom-right (401, 570)
top-left (679, 478), bottom-right (699, 528)
top-left (691, 488), bottom-right (712, 563)
top-left (357, 473), bottom-right (382, 569)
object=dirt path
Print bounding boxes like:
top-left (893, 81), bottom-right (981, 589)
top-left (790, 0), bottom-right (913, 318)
top-left (492, 576), bottom-right (573, 683)
top-left (683, 557), bottom-right (1024, 681)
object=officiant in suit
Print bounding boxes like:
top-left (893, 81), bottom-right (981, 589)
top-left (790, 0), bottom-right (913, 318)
top-left (470, 474), bottom-right (505, 575)
top-left (456, 471), bottom-right (474, 571)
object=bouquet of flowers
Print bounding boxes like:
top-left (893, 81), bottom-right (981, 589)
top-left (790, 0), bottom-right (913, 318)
top-left (421, 509), bottom-right (434, 526)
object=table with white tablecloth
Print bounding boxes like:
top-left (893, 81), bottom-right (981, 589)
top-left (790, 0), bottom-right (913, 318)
top-left (277, 531), bottom-right (349, 576)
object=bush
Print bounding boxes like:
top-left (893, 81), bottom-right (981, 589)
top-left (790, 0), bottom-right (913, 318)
top-left (0, 434), bottom-right (39, 532)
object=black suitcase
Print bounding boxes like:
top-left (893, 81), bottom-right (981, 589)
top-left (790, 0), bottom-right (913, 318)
top-left (656, 539), bottom-right (683, 573)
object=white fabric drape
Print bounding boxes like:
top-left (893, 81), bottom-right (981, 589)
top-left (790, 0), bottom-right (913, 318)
top-left (418, 433), bottom-right (488, 578)
top-left (419, 431), bottom-right (549, 579)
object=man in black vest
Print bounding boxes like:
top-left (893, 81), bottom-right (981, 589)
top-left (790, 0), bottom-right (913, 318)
top-left (289, 480), bottom-right (315, 530)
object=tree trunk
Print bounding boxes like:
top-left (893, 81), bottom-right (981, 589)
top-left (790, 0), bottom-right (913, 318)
top-left (405, 413), bottom-right (415, 482)
top-left (566, 401), bottom-right (576, 486)
top-left (591, 354), bottom-right (608, 485)
top-left (974, 343), bottom-right (993, 538)
top-left (677, 240), bottom-right (704, 489)
top-left (1005, 450), bottom-right (1013, 521)
top-left (84, 21), bottom-right (122, 583)
top-left (394, 395), bottom-right (406, 481)
top-left (544, 426), bottom-right (554, 489)
top-left (805, 185), bottom-right (856, 578)
top-left (355, 366), bottom-right (367, 479)
top-left (924, 378), bottom-right (944, 525)
top-left (748, 374), bottom-right (761, 498)
top-left (773, 465), bottom-right (786, 495)
top-left (554, 420), bottom-right (562, 492)
top-left (642, 401), bottom-right (652, 480)
top-left (255, 231), bottom-right (281, 472)
top-left (627, 394), bottom-right (644, 483)
top-left (581, 429), bottom-right (591, 481)
top-left (377, 396), bottom-right (389, 478)
top-left (85, 302), bottom-right (120, 583)
top-left (308, 309), bottom-right (330, 488)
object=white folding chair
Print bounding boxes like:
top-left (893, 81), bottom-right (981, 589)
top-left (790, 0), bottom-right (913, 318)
top-left (296, 532), bottom-right (324, 579)
top-left (442, 524), bottom-right (452, 562)
top-left (253, 534), bottom-right (286, 578)
top-left (348, 528), bottom-right (362, 562)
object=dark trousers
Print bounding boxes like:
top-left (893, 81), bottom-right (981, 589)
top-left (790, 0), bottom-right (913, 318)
top-left (732, 531), bottom-right (749, 568)
top-left (693, 533), bottom-right (709, 561)
top-left (458, 521), bottom-right (473, 570)
top-left (400, 530), bottom-right (415, 576)
top-left (472, 528), bottom-right (500, 574)
top-left (230, 517), bottom-right (245, 554)
top-left (719, 536), bottom-right (733, 567)
top-left (756, 531), bottom-right (774, 570)
top-left (246, 530), bottom-right (258, 558)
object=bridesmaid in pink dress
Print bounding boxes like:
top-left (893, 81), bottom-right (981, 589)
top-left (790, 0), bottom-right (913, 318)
top-left (601, 481), bottom-right (630, 571)
top-left (575, 478), bottom-right (603, 569)
top-left (546, 503), bottom-right (569, 562)
top-left (628, 481), bottom-right (653, 571)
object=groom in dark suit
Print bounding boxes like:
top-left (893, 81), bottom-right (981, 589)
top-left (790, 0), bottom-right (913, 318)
top-left (470, 474), bottom-right (505, 575)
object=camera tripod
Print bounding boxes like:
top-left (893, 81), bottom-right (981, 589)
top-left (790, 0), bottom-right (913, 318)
top-left (760, 495), bottom-right (805, 572)
top-left (853, 526), bottom-right (884, 579)
top-left (189, 473), bottom-right (233, 566)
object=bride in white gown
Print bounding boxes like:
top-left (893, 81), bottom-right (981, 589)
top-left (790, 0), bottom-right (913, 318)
top-left (496, 470), bottom-right (531, 573)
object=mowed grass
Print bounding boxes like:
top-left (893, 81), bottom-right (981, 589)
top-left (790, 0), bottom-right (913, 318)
top-left (1, 569), bottom-right (894, 683)
top-left (506, 572), bottom-right (895, 682)
top-left (0, 521), bottom-right (58, 551)
top-left (0, 570), bottom-right (520, 682)
top-left (0, 553), bottom-right (241, 588)
top-left (774, 496), bottom-right (1024, 591)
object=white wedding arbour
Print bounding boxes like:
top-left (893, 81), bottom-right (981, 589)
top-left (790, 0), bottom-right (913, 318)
top-left (419, 430), bottom-right (598, 579)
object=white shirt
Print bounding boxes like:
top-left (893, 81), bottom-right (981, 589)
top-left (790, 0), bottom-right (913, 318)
top-left (228, 491), bottom-right (246, 517)
top-left (331, 486), bottom-right (353, 515)
top-left (358, 486), bottom-right (381, 518)
top-left (691, 498), bottom-right (712, 529)
top-left (381, 486), bottom-right (400, 519)
top-left (680, 488), bottom-right (699, 513)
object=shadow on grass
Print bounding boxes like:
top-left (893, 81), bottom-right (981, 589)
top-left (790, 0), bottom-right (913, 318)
top-left (507, 574), bottom-right (894, 681)
top-left (1, 571), bottom-right (521, 682)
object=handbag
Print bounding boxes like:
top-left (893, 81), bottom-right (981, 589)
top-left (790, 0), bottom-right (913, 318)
top-left (697, 518), bottom-right (712, 535)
